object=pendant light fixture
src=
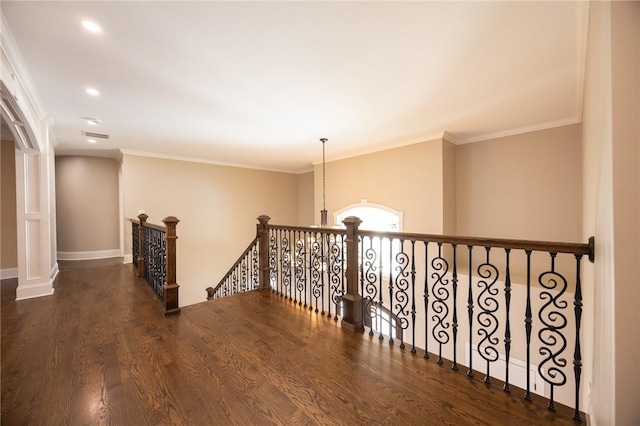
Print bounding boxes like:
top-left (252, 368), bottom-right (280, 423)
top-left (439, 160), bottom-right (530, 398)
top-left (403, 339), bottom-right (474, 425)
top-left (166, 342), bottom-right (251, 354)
top-left (320, 138), bottom-right (328, 227)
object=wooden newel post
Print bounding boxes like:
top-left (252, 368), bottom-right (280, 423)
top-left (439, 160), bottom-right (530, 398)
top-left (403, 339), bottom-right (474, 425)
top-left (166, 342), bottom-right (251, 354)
top-left (137, 213), bottom-right (148, 277)
top-left (342, 216), bottom-right (364, 332)
top-left (205, 287), bottom-right (215, 300)
top-left (162, 216), bottom-right (181, 316)
top-left (257, 215), bottom-right (271, 290)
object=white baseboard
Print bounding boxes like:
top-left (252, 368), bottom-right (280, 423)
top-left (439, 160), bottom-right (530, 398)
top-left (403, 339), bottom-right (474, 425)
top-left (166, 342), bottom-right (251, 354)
top-left (123, 254), bottom-right (133, 264)
top-left (57, 249), bottom-right (121, 261)
top-left (0, 267), bottom-right (18, 280)
top-left (16, 280), bottom-right (54, 300)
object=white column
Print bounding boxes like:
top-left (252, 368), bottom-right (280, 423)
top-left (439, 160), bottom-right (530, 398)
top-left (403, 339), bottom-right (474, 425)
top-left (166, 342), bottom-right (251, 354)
top-left (14, 128), bottom-right (56, 300)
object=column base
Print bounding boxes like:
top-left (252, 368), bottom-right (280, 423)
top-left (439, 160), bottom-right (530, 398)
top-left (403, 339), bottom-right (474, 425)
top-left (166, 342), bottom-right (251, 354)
top-left (341, 293), bottom-right (364, 333)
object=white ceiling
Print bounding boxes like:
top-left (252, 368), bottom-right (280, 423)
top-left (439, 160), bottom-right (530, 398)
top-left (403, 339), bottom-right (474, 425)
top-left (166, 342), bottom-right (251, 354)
top-left (1, 1), bottom-right (588, 173)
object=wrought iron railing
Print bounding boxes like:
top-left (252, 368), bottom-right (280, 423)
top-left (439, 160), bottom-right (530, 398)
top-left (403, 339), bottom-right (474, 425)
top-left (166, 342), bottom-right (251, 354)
top-left (130, 214), bottom-right (181, 315)
top-left (212, 215), bottom-right (594, 422)
top-left (206, 237), bottom-right (260, 300)
top-left (267, 226), bottom-right (347, 319)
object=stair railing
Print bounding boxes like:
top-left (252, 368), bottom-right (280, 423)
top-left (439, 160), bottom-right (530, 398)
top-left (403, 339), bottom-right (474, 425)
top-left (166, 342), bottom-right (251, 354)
top-left (130, 213), bottom-right (180, 315)
top-left (213, 214), bottom-right (594, 422)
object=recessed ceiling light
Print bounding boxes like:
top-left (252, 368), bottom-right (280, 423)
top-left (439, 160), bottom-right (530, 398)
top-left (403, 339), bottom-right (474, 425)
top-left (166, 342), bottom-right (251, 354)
top-left (85, 88), bottom-right (100, 96)
top-left (80, 19), bottom-right (102, 33)
top-left (83, 117), bottom-right (101, 125)
top-left (87, 139), bottom-right (97, 144)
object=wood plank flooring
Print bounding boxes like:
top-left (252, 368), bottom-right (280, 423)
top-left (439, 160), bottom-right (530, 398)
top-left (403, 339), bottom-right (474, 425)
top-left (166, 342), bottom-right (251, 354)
top-left (1, 259), bottom-right (579, 425)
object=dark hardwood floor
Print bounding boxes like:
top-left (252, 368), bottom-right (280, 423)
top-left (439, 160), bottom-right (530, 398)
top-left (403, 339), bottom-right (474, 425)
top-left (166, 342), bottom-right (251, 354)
top-left (1, 259), bottom-right (578, 425)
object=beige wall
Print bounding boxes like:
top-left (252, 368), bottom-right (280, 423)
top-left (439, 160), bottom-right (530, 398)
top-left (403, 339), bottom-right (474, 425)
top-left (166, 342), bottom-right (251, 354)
top-left (582, 2), bottom-right (640, 425)
top-left (457, 124), bottom-right (582, 242)
top-left (442, 139), bottom-right (457, 235)
top-left (55, 156), bottom-right (120, 255)
top-left (313, 127), bottom-right (582, 244)
top-left (1, 139), bottom-right (17, 271)
top-left (122, 154), bottom-right (299, 307)
top-left (315, 139), bottom-right (445, 233)
top-left (297, 171), bottom-right (314, 226)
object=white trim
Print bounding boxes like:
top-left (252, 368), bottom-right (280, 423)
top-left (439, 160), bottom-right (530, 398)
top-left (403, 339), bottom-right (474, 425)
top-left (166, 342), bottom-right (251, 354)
top-left (465, 342), bottom-right (546, 398)
top-left (123, 254), bottom-right (133, 264)
top-left (0, 267), bottom-right (18, 280)
top-left (119, 149), bottom-right (294, 174)
top-left (57, 249), bottom-right (121, 261)
top-left (16, 280), bottom-right (54, 300)
top-left (311, 131), bottom-right (447, 167)
top-left (455, 117), bottom-right (581, 145)
top-left (50, 262), bottom-right (59, 282)
top-left (118, 159), bottom-right (125, 259)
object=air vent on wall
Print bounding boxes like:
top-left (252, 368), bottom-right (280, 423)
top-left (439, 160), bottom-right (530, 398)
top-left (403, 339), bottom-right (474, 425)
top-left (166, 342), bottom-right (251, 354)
top-left (82, 131), bottom-right (109, 139)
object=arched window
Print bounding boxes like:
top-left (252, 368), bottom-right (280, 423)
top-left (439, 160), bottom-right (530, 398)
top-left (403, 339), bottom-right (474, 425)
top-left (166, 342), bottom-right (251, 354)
top-left (334, 200), bottom-right (403, 232)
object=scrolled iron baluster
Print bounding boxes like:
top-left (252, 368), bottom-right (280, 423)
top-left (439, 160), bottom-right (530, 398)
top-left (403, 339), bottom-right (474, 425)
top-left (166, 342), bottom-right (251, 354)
top-left (281, 231), bottom-right (291, 298)
top-left (144, 228), bottom-right (150, 281)
top-left (538, 252), bottom-right (568, 412)
top-left (160, 231), bottom-right (167, 299)
top-left (321, 233), bottom-right (327, 315)
top-left (240, 257), bottom-right (248, 292)
top-left (329, 234), bottom-right (344, 320)
top-left (393, 240), bottom-right (410, 349)
top-left (294, 232), bottom-right (305, 305)
top-left (310, 232), bottom-right (323, 312)
top-left (476, 247), bottom-right (500, 383)
top-left (431, 242), bottom-right (450, 365)
top-left (269, 232), bottom-right (278, 292)
top-left (252, 243), bottom-right (259, 290)
top-left (363, 236), bottom-right (378, 337)
top-left (232, 266), bottom-right (238, 295)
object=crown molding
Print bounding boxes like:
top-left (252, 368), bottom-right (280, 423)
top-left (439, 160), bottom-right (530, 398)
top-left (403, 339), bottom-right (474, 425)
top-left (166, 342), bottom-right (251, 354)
top-left (119, 149), bottom-right (296, 174)
top-left (455, 117), bottom-right (581, 145)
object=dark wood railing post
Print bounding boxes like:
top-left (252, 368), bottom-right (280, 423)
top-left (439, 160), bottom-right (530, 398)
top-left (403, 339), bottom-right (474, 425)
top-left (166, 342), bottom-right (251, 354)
top-left (257, 215), bottom-right (271, 290)
top-left (162, 216), bottom-right (180, 316)
top-left (206, 286), bottom-right (214, 300)
top-left (137, 213), bottom-right (148, 277)
top-left (342, 216), bottom-right (364, 332)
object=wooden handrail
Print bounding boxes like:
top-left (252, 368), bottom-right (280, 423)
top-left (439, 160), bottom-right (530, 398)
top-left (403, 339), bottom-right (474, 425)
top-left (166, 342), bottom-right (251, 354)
top-left (209, 237), bottom-right (259, 296)
top-left (129, 217), bottom-right (166, 232)
top-left (265, 223), bottom-right (593, 259)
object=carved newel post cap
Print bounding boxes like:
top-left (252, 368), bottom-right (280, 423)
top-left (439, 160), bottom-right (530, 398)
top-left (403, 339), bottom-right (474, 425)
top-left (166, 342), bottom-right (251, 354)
top-left (257, 215), bottom-right (271, 225)
top-left (342, 216), bottom-right (362, 228)
top-left (162, 216), bottom-right (180, 225)
top-left (138, 213), bottom-right (148, 222)
top-left (205, 287), bottom-right (214, 300)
